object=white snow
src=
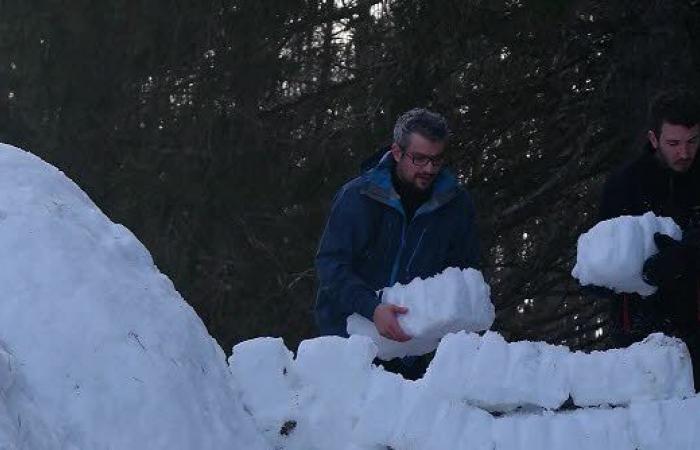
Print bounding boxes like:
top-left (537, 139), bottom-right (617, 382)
top-left (568, 333), bottom-right (694, 407)
top-left (0, 143), bottom-right (266, 449)
top-left (4, 142), bottom-right (699, 450)
top-left (231, 332), bottom-right (700, 450)
top-left (347, 267), bottom-right (494, 359)
top-left (572, 211), bottom-right (682, 295)
top-left (424, 331), bottom-right (692, 412)
top-left (424, 331), bottom-right (571, 411)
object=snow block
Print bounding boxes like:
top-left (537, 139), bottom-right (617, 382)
top-left (347, 267), bottom-right (495, 360)
top-left (568, 333), bottom-right (694, 407)
top-left (629, 395), bottom-right (700, 449)
top-left (572, 211), bottom-right (682, 296)
top-left (294, 335), bottom-right (378, 450)
top-left (493, 407), bottom-right (634, 450)
top-left (229, 337), bottom-right (299, 446)
top-left (352, 368), bottom-right (412, 447)
top-left (425, 331), bottom-right (570, 411)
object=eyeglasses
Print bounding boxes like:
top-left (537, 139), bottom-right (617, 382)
top-left (402, 150), bottom-right (446, 167)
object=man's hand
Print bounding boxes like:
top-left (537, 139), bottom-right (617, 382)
top-left (373, 303), bottom-right (411, 342)
top-left (642, 233), bottom-right (695, 289)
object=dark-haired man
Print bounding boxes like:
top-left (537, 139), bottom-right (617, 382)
top-left (599, 89), bottom-right (700, 384)
top-left (314, 108), bottom-right (480, 378)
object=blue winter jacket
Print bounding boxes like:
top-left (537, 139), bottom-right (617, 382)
top-left (314, 151), bottom-right (480, 337)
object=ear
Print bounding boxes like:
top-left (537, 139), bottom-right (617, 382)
top-left (648, 130), bottom-right (659, 150)
top-left (390, 143), bottom-right (403, 162)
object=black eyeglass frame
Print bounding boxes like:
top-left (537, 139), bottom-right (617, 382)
top-left (398, 145), bottom-right (446, 167)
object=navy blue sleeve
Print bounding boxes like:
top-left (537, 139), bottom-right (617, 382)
top-left (315, 186), bottom-right (381, 323)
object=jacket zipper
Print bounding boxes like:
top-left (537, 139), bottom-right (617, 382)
top-left (406, 227), bottom-right (427, 275)
top-left (389, 217), bottom-right (407, 286)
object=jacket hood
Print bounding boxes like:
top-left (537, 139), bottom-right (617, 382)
top-left (359, 147), bottom-right (461, 215)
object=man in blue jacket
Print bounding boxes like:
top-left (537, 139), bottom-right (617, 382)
top-left (314, 108), bottom-right (480, 375)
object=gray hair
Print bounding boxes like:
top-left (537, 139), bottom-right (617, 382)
top-left (393, 108), bottom-right (450, 149)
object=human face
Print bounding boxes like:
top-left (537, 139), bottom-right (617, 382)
top-left (391, 133), bottom-right (446, 191)
top-left (648, 122), bottom-right (699, 172)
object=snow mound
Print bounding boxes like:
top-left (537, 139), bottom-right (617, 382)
top-left (347, 267), bottom-right (494, 359)
top-left (231, 332), bottom-right (700, 450)
top-left (571, 212), bottom-right (682, 295)
top-left (0, 144), bottom-right (266, 449)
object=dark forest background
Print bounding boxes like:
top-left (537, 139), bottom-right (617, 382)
top-left (2, 0), bottom-right (700, 353)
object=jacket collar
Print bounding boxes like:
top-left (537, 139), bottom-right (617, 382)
top-left (359, 150), bottom-right (460, 216)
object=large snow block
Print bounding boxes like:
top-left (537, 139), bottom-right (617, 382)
top-left (293, 335), bottom-right (377, 450)
top-left (229, 337), bottom-right (300, 446)
top-left (347, 267), bottom-right (494, 360)
top-left (629, 395), bottom-right (700, 449)
top-left (568, 333), bottom-right (694, 407)
top-left (424, 331), bottom-right (570, 411)
top-left (572, 211), bottom-right (682, 296)
top-left (352, 368), bottom-right (413, 447)
top-left (0, 144), bottom-right (266, 450)
top-left (493, 407), bottom-right (634, 450)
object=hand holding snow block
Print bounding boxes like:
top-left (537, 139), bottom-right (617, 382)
top-left (424, 331), bottom-right (570, 411)
top-left (572, 211), bottom-right (682, 296)
top-left (346, 314), bottom-right (440, 360)
top-left (384, 267), bottom-right (494, 338)
top-left (347, 267), bottom-right (495, 360)
top-left (568, 333), bottom-right (694, 407)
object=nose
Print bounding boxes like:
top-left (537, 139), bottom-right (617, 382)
top-left (679, 144), bottom-right (691, 158)
top-left (425, 160), bottom-right (441, 172)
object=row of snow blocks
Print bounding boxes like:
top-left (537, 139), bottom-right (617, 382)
top-left (572, 211), bottom-right (682, 295)
top-left (424, 331), bottom-right (694, 411)
top-left (347, 267), bottom-right (495, 360)
top-left (230, 334), bottom-right (700, 450)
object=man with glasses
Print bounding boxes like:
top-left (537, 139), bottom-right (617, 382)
top-left (314, 108), bottom-right (480, 378)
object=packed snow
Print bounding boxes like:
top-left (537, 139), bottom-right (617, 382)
top-left (231, 332), bottom-right (700, 450)
top-left (0, 144), bottom-right (266, 449)
top-left (424, 331), bottom-right (693, 411)
top-left (4, 142), bottom-right (699, 450)
top-left (572, 212), bottom-right (682, 295)
top-left (347, 267), bottom-right (494, 359)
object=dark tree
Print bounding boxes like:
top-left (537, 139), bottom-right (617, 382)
top-left (2, 0), bottom-right (700, 352)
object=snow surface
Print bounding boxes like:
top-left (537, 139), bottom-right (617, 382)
top-left (347, 267), bottom-right (494, 359)
top-left (424, 331), bottom-right (693, 411)
top-left (5, 142), bottom-right (699, 449)
top-left (0, 144), bottom-right (266, 449)
top-left (231, 332), bottom-right (700, 450)
top-left (572, 212), bottom-right (682, 295)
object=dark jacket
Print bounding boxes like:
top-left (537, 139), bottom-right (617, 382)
top-left (314, 151), bottom-right (480, 337)
top-left (599, 146), bottom-right (700, 345)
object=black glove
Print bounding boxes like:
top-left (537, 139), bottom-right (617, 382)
top-left (642, 233), bottom-right (696, 290)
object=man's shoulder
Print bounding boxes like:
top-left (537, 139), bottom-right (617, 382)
top-left (608, 153), bottom-right (648, 181)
